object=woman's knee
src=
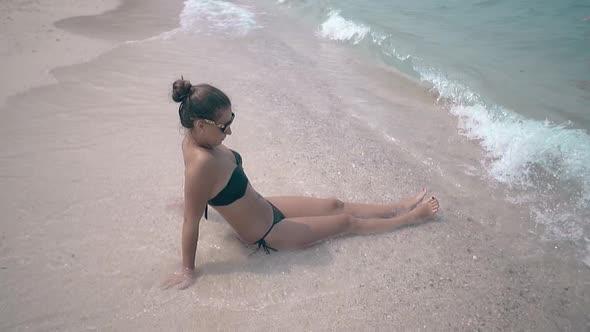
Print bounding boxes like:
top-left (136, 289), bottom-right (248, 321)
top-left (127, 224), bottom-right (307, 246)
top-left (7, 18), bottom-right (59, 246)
top-left (328, 198), bottom-right (345, 214)
top-left (344, 215), bottom-right (368, 234)
top-left (339, 214), bottom-right (359, 234)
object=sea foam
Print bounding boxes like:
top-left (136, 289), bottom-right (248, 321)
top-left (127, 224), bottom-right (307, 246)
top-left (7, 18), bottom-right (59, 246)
top-left (417, 64), bottom-right (590, 244)
top-left (126, 0), bottom-right (260, 43)
top-left (314, 11), bottom-right (590, 250)
top-left (181, 0), bottom-right (259, 35)
top-left (317, 10), bottom-right (370, 45)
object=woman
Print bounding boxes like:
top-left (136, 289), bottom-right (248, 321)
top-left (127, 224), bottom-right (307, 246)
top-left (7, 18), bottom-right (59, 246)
top-left (163, 79), bottom-right (440, 289)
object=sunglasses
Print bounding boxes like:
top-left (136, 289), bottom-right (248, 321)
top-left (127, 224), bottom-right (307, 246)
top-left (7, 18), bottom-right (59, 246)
top-left (200, 112), bottom-right (235, 134)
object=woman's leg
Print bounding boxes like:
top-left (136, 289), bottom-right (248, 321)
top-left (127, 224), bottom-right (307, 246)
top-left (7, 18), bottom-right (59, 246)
top-left (266, 189), bottom-right (427, 219)
top-left (266, 197), bottom-right (440, 249)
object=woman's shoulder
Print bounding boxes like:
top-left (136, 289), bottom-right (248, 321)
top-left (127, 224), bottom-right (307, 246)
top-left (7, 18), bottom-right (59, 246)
top-left (184, 144), bottom-right (236, 175)
top-left (184, 148), bottom-right (216, 173)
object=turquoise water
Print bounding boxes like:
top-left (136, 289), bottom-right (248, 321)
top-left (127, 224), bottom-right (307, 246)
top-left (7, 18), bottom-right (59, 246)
top-left (269, 0), bottom-right (590, 244)
top-left (280, 0), bottom-right (590, 128)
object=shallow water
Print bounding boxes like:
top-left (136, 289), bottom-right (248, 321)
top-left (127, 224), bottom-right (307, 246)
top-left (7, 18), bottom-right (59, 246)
top-left (254, 0), bottom-right (590, 259)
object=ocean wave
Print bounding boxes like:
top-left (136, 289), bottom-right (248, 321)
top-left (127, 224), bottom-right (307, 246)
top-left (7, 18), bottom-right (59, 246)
top-left (278, 0), bottom-right (590, 266)
top-left (126, 0), bottom-right (260, 43)
top-left (182, 0), bottom-right (260, 35)
top-left (417, 67), bottom-right (590, 189)
top-left (324, 16), bottom-right (590, 245)
top-left (314, 9), bottom-right (590, 239)
top-left (416, 65), bottom-right (590, 243)
top-left (317, 10), bottom-right (370, 45)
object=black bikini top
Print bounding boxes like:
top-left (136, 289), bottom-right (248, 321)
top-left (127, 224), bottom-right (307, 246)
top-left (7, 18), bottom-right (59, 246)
top-left (207, 150), bottom-right (249, 206)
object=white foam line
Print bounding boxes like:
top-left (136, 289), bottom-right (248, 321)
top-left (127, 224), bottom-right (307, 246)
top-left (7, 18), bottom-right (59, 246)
top-left (317, 10), bottom-right (370, 45)
top-left (126, 0), bottom-right (260, 44)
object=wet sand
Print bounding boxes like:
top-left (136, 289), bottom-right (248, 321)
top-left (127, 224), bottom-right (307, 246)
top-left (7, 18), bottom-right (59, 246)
top-left (0, 0), bottom-right (588, 331)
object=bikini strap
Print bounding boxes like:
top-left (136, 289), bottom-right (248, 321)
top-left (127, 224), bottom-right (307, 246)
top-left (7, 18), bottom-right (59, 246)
top-left (249, 222), bottom-right (278, 255)
top-left (230, 150), bottom-right (242, 166)
top-left (254, 239), bottom-right (277, 255)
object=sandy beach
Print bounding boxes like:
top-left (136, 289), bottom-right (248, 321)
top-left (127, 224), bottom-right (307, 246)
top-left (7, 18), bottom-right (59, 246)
top-left (1, 0), bottom-right (588, 331)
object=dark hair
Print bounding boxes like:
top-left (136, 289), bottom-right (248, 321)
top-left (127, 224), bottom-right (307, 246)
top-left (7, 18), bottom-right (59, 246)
top-left (171, 78), bottom-right (231, 128)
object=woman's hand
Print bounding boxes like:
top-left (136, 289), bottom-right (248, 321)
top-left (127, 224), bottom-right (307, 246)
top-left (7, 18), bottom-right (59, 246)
top-left (161, 267), bottom-right (196, 290)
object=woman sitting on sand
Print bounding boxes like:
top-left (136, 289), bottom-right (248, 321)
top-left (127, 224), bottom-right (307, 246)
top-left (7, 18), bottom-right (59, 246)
top-left (163, 79), bottom-right (440, 289)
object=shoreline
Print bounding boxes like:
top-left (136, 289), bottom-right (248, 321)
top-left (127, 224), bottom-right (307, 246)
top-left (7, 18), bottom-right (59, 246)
top-left (0, 0), bottom-right (121, 107)
top-left (270, 0), bottom-right (590, 263)
top-left (1, 0), bottom-right (588, 331)
top-left (267, 0), bottom-right (590, 257)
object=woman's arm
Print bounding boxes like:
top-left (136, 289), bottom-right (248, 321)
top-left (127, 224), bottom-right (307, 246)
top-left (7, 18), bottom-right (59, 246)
top-left (162, 157), bottom-right (215, 290)
top-left (182, 159), bottom-right (215, 271)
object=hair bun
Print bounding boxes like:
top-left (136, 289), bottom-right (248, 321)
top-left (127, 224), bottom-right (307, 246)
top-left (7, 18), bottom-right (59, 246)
top-left (171, 78), bottom-right (192, 103)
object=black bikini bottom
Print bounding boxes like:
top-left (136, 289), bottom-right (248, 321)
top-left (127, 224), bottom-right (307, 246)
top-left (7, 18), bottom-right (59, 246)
top-left (251, 201), bottom-right (285, 254)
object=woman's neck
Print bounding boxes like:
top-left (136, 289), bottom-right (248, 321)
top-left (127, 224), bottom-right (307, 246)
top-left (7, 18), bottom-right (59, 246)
top-left (188, 130), bottom-right (213, 150)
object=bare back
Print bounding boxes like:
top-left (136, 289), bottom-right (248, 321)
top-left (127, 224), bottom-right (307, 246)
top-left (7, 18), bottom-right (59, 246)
top-left (182, 135), bottom-right (274, 243)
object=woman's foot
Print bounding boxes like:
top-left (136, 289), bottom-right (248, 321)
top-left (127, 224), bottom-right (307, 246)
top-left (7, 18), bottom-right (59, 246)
top-left (393, 188), bottom-right (428, 213)
top-left (409, 196), bottom-right (440, 223)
